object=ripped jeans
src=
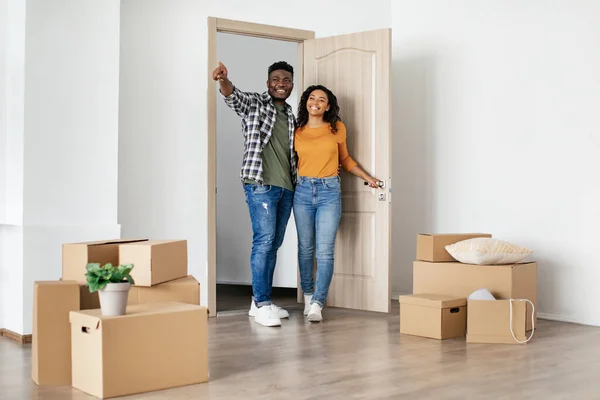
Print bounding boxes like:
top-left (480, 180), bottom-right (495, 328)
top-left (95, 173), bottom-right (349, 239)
top-left (243, 184), bottom-right (294, 307)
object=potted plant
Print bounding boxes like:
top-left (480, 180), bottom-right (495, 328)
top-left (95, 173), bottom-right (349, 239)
top-left (86, 263), bottom-right (135, 316)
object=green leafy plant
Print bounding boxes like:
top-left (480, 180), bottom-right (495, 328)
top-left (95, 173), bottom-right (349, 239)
top-left (85, 263), bottom-right (135, 293)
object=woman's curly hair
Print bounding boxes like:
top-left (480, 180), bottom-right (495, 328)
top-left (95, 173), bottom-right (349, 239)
top-left (296, 85), bottom-right (341, 133)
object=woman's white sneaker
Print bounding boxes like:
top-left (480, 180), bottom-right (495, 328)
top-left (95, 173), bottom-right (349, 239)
top-left (307, 303), bottom-right (323, 322)
top-left (303, 294), bottom-right (313, 316)
top-left (254, 305), bottom-right (281, 327)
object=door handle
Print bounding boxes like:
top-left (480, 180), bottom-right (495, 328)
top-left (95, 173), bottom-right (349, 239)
top-left (363, 180), bottom-right (385, 188)
top-left (364, 179), bottom-right (391, 202)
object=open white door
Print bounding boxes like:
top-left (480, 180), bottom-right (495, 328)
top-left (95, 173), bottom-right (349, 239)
top-left (302, 29), bottom-right (392, 313)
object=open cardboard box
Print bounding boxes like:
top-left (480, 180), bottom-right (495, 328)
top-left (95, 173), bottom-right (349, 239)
top-left (467, 299), bottom-right (535, 344)
top-left (62, 239), bottom-right (148, 283)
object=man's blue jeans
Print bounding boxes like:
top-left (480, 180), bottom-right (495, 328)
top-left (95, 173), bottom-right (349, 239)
top-left (243, 184), bottom-right (294, 307)
top-left (293, 176), bottom-right (342, 307)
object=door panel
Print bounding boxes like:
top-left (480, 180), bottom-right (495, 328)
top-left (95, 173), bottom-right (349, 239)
top-left (302, 29), bottom-right (392, 313)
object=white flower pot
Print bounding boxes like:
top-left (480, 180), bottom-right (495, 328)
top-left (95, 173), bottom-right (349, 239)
top-left (98, 282), bottom-right (131, 316)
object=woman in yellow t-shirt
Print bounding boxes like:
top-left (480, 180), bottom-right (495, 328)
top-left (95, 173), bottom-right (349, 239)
top-left (293, 84), bottom-right (380, 322)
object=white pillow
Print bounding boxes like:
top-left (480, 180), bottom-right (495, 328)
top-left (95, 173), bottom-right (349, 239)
top-left (468, 288), bottom-right (496, 300)
top-left (445, 237), bottom-right (533, 265)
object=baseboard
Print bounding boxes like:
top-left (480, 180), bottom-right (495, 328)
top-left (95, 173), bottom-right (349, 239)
top-left (0, 328), bottom-right (32, 344)
top-left (537, 312), bottom-right (599, 327)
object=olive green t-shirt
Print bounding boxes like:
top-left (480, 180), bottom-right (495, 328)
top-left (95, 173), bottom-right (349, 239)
top-left (245, 103), bottom-right (294, 192)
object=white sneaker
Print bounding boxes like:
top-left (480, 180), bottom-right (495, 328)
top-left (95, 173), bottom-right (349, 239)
top-left (303, 294), bottom-right (313, 316)
top-left (307, 303), bottom-right (323, 322)
top-left (254, 305), bottom-right (281, 327)
top-left (249, 300), bottom-right (289, 319)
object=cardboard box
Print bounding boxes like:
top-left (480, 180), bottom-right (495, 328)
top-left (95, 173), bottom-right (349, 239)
top-left (70, 302), bottom-right (208, 399)
top-left (80, 284), bottom-right (101, 310)
top-left (63, 239), bottom-right (148, 283)
top-left (119, 240), bottom-right (188, 286)
top-left (416, 233), bottom-right (492, 262)
top-left (79, 275), bottom-right (201, 310)
top-left (400, 294), bottom-right (466, 340)
top-left (130, 275), bottom-right (200, 305)
top-left (467, 299), bottom-right (532, 344)
top-left (32, 281), bottom-right (80, 385)
top-left (413, 261), bottom-right (537, 330)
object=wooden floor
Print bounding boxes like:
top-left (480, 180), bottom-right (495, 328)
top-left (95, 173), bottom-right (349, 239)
top-left (2, 303), bottom-right (600, 400)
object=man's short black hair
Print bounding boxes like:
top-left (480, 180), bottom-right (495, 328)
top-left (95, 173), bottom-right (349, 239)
top-left (268, 61), bottom-right (294, 77)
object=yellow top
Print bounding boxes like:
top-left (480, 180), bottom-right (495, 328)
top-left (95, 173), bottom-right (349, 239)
top-left (294, 121), bottom-right (358, 178)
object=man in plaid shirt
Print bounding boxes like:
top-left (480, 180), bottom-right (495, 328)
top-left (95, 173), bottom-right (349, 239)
top-left (213, 60), bottom-right (297, 327)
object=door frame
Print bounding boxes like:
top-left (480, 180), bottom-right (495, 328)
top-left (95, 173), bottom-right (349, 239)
top-left (206, 17), bottom-right (315, 317)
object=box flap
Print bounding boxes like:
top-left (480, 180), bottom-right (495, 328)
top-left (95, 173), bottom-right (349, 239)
top-left (168, 275), bottom-right (197, 284)
top-left (65, 238), bottom-right (148, 247)
top-left (35, 280), bottom-right (78, 286)
top-left (89, 238), bottom-right (147, 246)
top-left (120, 239), bottom-right (186, 248)
top-left (418, 233), bottom-right (492, 237)
top-left (399, 294), bottom-right (466, 308)
top-left (72, 302), bottom-right (203, 323)
top-left (69, 310), bottom-right (102, 331)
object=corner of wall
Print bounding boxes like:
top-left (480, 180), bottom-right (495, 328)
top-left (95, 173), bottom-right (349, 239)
top-left (1, 225), bottom-right (24, 334)
top-left (0, 227), bottom-right (4, 329)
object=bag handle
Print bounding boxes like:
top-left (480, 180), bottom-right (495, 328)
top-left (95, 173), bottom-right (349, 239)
top-left (509, 299), bottom-right (535, 344)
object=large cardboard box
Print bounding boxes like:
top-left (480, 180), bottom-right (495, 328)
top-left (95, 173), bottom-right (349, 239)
top-left (32, 281), bottom-right (80, 385)
top-left (467, 299), bottom-right (533, 344)
top-left (400, 294), bottom-right (466, 340)
top-left (79, 276), bottom-right (201, 310)
top-left (413, 261), bottom-right (537, 330)
top-left (119, 240), bottom-right (188, 286)
top-left (416, 233), bottom-right (492, 262)
top-left (70, 302), bottom-right (208, 399)
top-left (63, 239), bottom-right (148, 283)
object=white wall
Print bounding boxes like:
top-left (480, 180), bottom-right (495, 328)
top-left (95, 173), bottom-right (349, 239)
top-left (1, 0), bottom-right (25, 333)
top-left (24, 0), bottom-right (120, 227)
top-left (0, 0), bottom-right (7, 224)
top-left (2, 226), bottom-right (23, 332)
top-left (4, 0), bottom-right (24, 228)
top-left (119, 0), bottom-right (393, 306)
top-left (391, 0), bottom-right (600, 326)
top-left (1, 0), bottom-right (121, 334)
top-left (216, 32), bottom-right (298, 288)
top-left (0, 229), bottom-right (4, 328)
top-left (0, 0), bottom-right (7, 329)
top-left (20, 0), bottom-right (121, 335)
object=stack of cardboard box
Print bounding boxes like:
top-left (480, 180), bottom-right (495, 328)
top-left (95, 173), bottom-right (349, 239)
top-left (400, 233), bottom-right (537, 345)
top-left (31, 238), bottom-right (209, 399)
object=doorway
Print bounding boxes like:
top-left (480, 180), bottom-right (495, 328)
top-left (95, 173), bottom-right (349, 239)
top-left (207, 18), bottom-right (392, 318)
top-left (215, 32), bottom-right (301, 315)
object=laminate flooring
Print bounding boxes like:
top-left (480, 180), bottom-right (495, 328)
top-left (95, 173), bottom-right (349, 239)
top-left (2, 302), bottom-right (599, 400)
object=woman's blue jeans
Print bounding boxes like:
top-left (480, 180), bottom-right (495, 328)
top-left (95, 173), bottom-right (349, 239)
top-left (293, 176), bottom-right (342, 307)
